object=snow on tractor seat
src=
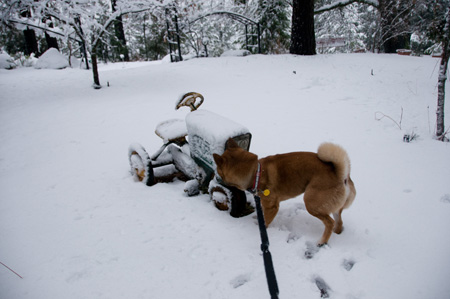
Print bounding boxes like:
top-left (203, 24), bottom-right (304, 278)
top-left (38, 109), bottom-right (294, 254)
top-left (186, 110), bottom-right (251, 171)
top-left (155, 119), bottom-right (187, 143)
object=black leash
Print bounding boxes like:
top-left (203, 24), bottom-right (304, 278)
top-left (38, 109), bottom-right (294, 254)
top-left (254, 194), bottom-right (279, 299)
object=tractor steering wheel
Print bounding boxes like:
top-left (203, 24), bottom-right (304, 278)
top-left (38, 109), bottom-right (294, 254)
top-left (176, 92), bottom-right (204, 111)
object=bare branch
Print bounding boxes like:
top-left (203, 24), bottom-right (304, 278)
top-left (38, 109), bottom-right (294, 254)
top-left (315, 0), bottom-right (379, 15)
top-left (7, 18), bottom-right (81, 42)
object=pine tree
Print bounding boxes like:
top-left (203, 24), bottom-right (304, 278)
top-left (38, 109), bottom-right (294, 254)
top-left (258, 0), bottom-right (290, 54)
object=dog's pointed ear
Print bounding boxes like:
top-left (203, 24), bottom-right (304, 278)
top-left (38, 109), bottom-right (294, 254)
top-left (213, 153), bottom-right (223, 167)
top-left (226, 138), bottom-right (239, 149)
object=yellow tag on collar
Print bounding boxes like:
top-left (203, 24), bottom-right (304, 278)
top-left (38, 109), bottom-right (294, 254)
top-left (263, 189), bottom-right (270, 196)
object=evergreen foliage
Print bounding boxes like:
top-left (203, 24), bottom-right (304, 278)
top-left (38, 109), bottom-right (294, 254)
top-left (257, 0), bottom-right (290, 54)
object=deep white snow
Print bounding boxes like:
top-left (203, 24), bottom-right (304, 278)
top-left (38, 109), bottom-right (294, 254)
top-left (33, 48), bottom-right (69, 70)
top-left (0, 53), bottom-right (16, 69)
top-left (1, 53), bottom-right (450, 299)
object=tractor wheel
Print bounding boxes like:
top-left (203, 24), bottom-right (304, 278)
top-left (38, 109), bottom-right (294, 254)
top-left (210, 186), bottom-right (230, 211)
top-left (229, 187), bottom-right (254, 218)
top-left (128, 143), bottom-right (156, 186)
top-left (210, 185), bottom-right (254, 217)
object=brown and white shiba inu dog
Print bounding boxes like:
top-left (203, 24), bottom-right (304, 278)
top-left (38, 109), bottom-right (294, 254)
top-left (213, 139), bottom-right (356, 246)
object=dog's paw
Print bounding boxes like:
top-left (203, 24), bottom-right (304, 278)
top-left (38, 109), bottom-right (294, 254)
top-left (317, 242), bottom-right (329, 248)
top-left (333, 226), bottom-right (344, 234)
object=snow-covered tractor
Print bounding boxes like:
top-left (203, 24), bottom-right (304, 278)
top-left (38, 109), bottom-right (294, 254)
top-left (128, 92), bottom-right (254, 217)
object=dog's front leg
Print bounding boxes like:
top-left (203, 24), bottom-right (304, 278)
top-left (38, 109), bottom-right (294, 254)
top-left (261, 199), bottom-right (279, 227)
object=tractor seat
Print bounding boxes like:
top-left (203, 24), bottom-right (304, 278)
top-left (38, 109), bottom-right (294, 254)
top-left (155, 119), bottom-right (188, 143)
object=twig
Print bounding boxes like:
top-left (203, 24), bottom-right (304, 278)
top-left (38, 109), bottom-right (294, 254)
top-left (375, 107), bottom-right (403, 130)
top-left (400, 107), bottom-right (403, 129)
top-left (430, 57), bottom-right (440, 79)
top-left (0, 261), bottom-right (23, 279)
top-left (437, 126), bottom-right (450, 141)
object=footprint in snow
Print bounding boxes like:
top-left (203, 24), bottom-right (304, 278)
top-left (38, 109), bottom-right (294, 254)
top-left (342, 259), bottom-right (356, 271)
top-left (230, 273), bottom-right (251, 288)
top-left (287, 232), bottom-right (300, 243)
top-left (440, 194), bottom-right (450, 204)
top-left (314, 276), bottom-right (331, 298)
top-left (304, 241), bottom-right (321, 259)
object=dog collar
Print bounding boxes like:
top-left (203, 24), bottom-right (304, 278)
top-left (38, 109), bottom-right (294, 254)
top-left (249, 163), bottom-right (271, 196)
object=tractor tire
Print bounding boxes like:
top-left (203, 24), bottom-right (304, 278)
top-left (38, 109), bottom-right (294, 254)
top-left (128, 143), bottom-right (156, 186)
top-left (210, 185), bottom-right (254, 218)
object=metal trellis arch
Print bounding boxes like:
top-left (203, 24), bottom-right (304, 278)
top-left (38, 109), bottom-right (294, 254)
top-left (165, 7), bottom-right (183, 62)
top-left (189, 11), bottom-right (261, 55)
top-left (165, 9), bottom-right (261, 62)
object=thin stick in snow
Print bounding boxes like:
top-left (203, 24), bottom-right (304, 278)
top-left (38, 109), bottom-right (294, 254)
top-left (0, 261), bottom-right (23, 279)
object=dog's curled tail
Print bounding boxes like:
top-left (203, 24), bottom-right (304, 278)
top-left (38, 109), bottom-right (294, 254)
top-left (317, 143), bottom-right (351, 180)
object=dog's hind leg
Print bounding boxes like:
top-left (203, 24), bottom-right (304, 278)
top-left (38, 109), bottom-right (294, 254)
top-left (332, 180), bottom-right (356, 235)
top-left (304, 191), bottom-right (335, 246)
top-left (333, 208), bottom-right (344, 234)
top-left (315, 214), bottom-right (335, 246)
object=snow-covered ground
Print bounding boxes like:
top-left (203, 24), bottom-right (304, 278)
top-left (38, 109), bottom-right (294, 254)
top-left (1, 53), bottom-right (450, 299)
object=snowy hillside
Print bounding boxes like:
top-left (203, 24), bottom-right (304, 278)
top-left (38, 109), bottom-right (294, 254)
top-left (1, 53), bottom-right (450, 299)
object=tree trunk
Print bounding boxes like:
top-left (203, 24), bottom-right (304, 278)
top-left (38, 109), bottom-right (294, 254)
top-left (91, 53), bottom-right (101, 89)
top-left (21, 8), bottom-right (40, 57)
top-left (436, 58), bottom-right (447, 138)
top-left (43, 15), bottom-right (59, 51)
top-left (436, 8), bottom-right (450, 140)
top-left (45, 32), bottom-right (59, 50)
top-left (383, 34), bottom-right (409, 53)
top-left (290, 0), bottom-right (316, 55)
top-left (23, 28), bottom-right (39, 56)
top-left (74, 16), bottom-right (90, 70)
top-left (111, 0), bottom-right (130, 61)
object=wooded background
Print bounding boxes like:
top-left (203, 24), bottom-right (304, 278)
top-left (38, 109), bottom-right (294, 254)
top-left (0, 0), bottom-right (448, 61)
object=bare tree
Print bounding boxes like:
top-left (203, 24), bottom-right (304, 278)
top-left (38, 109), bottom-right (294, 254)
top-left (377, 0), bottom-right (415, 53)
top-left (315, 0), bottom-right (415, 53)
top-left (111, 0), bottom-right (130, 62)
top-left (436, 7), bottom-right (450, 140)
top-left (1, 0), bottom-right (163, 88)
